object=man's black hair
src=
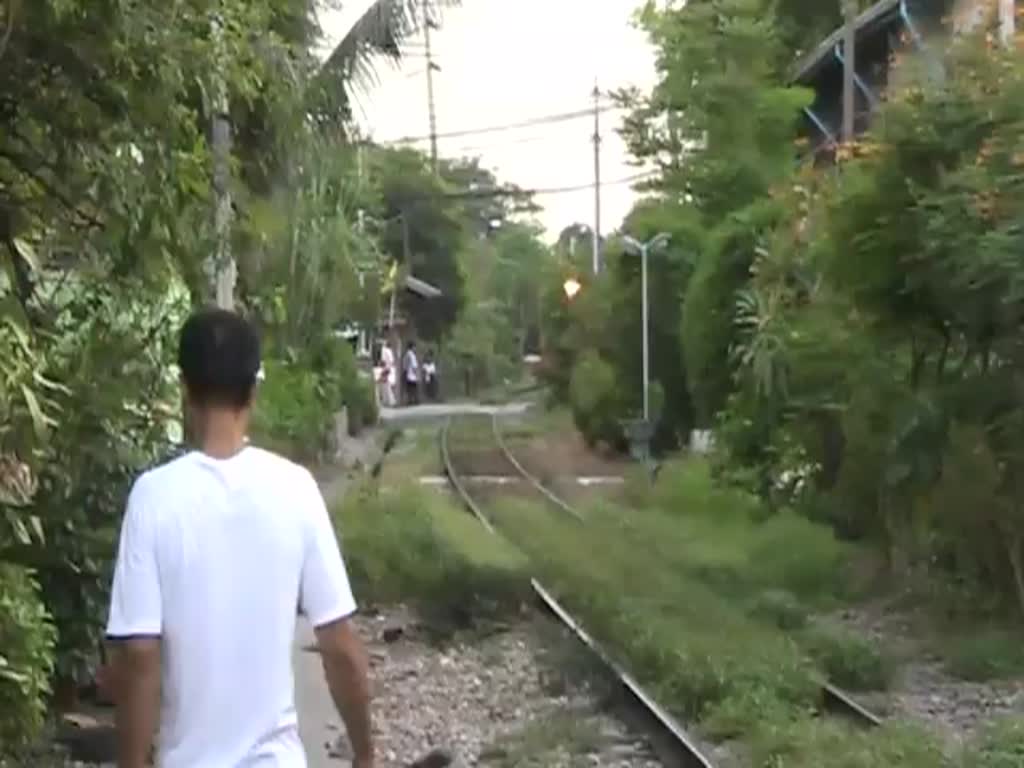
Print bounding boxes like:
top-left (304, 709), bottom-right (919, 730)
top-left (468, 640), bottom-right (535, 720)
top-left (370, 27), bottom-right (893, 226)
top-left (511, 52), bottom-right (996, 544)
top-left (177, 308), bottom-right (261, 409)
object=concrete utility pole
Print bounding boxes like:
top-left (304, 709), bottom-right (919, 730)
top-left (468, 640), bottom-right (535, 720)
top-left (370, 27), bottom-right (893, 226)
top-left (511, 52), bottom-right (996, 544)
top-left (210, 9), bottom-right (235, 310)
top-left (842, 0), bottom-right (857, 144)
top-left (1000, 0), bottom-right (1016, 46)
top-left (423, 0), bottom-right (439, 173)
top-left (623, 233), bottom-right (670, 423)
top-left (591, 82), bottom-right (602, 275)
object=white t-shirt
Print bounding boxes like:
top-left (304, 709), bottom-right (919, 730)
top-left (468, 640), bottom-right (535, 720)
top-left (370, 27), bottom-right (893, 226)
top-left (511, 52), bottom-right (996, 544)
top-left (106, 447), bottom-right (357, 768)
top-left (403, 349), bottom-right (419, 382)
top-left (380, 345), bottom-right (396, 386)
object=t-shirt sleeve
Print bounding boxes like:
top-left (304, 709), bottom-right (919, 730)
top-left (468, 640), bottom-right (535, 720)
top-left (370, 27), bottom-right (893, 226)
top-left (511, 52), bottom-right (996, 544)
top-left (299, 472), bottom-right (357, 627)
top-left (106, 475), bottom-right (163, 638)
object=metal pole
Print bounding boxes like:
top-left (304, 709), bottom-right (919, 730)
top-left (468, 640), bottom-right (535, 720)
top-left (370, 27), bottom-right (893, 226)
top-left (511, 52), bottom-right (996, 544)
top-left (1001, 0), bottom-right (1015, 46)
top-left (641, 243), bottom-right (649, 422)
top-left (842, 0), bottom-right (856, 143)
top-left (592, 83), bottom-right (602, 274)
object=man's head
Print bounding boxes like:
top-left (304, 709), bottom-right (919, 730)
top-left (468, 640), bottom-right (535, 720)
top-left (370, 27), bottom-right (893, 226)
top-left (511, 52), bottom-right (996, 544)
top-left (408, 341), bottom-right (416, 351)
top-left (177, 308), bottom-right (261, 413)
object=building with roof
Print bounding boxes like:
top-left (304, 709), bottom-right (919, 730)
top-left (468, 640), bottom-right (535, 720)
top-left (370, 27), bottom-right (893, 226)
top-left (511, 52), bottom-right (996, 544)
top-left (793, 0), bottom-right (1016, 159)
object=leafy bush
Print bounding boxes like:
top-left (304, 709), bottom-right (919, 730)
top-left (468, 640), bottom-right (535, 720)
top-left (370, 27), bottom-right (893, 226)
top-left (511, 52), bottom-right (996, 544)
top-left (748, 718), bottom-right (950, 768)
top-left (341, 373), bottom-right (378, 435)
top-left (965, 718), bottom-right (1024, 768)
top-left (650, 458), bottom-right (762, 522)
top-left (749, 589), bottom-right (808, 631)
top-left (251, 357), bottom-right (326, 459)
top-left (638, 459), bottom-right (846, 604)
top-left (253, 340), bottom-right (378, 458)
top-left (942, 627), bottom-right (1024, 683)
top-left (801, 624), bottom-right (891, 692)
top-left (747, 511), bottom-right (845, 599)
top-left (0, 565), bottom-right (56, 752)
top-left (489, 497), bottom-right (820, 721)
top-left (332, 481), bottom-right (529, 627)
top-left (568, 350), bottom-right (622, 449)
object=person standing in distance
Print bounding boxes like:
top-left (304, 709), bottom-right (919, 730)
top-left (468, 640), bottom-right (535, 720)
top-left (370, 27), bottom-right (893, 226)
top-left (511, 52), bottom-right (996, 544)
top-left (104, 308), bottom-right (373, 768)
top-left (402, 341), bottom-right (420, 406)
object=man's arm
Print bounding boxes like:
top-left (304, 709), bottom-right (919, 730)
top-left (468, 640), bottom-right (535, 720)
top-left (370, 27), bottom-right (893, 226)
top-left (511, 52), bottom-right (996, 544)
top-left (299, 470), bottom-right (373, 766)
top-left (108, 638), bottom-right (161, 768)
top-left (315, 618), bottom-right (373, 765)
top-left (105, 475), bottom-right (163, 768)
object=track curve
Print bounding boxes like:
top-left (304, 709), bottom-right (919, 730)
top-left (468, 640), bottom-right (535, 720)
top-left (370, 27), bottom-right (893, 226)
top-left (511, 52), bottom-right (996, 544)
top-left (441, 417), bottom-right (716, 768)
top-left (489, 412), bottom-right (886, 732)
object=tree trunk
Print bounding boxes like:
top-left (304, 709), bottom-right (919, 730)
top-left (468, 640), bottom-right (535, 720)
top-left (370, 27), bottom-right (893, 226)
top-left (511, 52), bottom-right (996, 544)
top-left (936, 330), bottom-right (950, 380)
top-left (815, 409), bottom-right (845, 491)
top-left (1005, 532), bottom-right (1024, 620)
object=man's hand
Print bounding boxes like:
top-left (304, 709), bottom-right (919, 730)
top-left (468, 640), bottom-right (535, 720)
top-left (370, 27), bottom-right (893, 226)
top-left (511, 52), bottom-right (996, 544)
top-left (108, 636), bottom-right (161, 768)
top-left (315, 617), bottom-right (373, 767)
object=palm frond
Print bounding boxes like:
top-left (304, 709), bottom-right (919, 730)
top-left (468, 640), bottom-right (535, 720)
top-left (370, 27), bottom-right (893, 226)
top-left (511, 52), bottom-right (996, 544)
top-left (314, 0), bottom-right (460, 105)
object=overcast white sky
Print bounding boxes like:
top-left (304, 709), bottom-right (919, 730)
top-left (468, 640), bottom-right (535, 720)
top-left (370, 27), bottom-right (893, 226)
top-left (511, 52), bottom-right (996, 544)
top-left (318, 1), bottom-right (658, 241)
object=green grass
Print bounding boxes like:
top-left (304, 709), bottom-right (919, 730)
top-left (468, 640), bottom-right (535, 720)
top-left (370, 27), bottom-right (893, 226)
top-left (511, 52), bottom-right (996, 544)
top-left (331, 478), bottom-right (529, 630)
top-left (964, 718), bottom-right (1024, 767)
top-left (352, 426), bottom-right (1024, 765)
top-left (468, 452), bottom-right (976, 766)
top-left (378, 427), bottom-right (440, 480)
top-left (942, 626), bottom-right (1024, 682)
top-left (800, 624), bottom-right (892, 692)
top-left (479, 711), bottom-right (605, 767)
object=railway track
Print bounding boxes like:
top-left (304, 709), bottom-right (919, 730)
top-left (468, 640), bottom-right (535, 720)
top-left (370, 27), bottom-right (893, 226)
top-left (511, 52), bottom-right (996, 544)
top-left (490, 414), bottom-right (885, 730)
top-left (441, 416), bottom-right (715, 768)
top-left (488, 413), bottom-right (885, 731)
top-left (441, 412), bottom-right (886, 767)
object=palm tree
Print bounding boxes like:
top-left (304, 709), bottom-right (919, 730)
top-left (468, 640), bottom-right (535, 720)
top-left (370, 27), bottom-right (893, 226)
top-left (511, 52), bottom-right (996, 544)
top-left (310, 0), bottom-right (460, 126)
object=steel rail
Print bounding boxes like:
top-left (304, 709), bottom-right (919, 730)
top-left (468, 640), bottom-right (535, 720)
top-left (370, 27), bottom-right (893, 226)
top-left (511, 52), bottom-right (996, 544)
top-left (441, 417), bottom-right (714, 768)
top-left (488, 413), bottom-right (885, 732)
top-left (490, 414), bottom-right (583, 520)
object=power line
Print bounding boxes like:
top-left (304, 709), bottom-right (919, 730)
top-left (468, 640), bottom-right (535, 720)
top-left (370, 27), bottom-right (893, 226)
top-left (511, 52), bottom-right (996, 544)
top-left (379, 104), bottom-right (624, 145)
top-left (415, 171), bottom-right (656, 201)
top-left (529, 171), bottom-right (654, 198)
top-left (444, 132), bottom-right (560, 155)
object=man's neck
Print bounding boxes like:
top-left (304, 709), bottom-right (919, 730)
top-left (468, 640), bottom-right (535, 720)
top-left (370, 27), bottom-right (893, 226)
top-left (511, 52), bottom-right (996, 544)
top-left (190, 408), bottom-right (249, 459)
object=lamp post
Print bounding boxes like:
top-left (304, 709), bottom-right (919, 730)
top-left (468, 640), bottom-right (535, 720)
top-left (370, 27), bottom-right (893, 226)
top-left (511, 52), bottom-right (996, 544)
top-left (622, 233), bottom-right (670, 422)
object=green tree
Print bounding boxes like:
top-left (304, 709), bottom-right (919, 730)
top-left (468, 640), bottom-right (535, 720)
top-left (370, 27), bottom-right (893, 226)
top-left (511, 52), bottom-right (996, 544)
top-left (618, 0), bottom-right (810, 426)
top-left (366, 146), bottom-right (467, 342)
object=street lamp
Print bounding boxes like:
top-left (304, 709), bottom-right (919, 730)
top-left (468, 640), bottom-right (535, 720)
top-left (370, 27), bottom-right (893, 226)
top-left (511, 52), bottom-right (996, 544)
top-left (622, 233), bottom-right (670, 423)
top-left (563, 277), bottom-right (582, 300)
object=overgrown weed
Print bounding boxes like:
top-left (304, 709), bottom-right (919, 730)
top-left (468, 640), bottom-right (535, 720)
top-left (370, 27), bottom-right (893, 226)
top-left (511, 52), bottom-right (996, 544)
top-left (479, 459), bottom-right (964, 764)
top-left (332, 479), bottom-right (529, 632)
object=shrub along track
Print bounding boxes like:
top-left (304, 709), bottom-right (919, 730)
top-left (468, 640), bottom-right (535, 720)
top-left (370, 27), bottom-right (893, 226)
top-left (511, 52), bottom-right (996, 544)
top-left (442, 413), bottom-right (889, 767)
top-left (489, 413), bottom-right (885, 732)
top-left (441, 416), bottom-right (715, 768)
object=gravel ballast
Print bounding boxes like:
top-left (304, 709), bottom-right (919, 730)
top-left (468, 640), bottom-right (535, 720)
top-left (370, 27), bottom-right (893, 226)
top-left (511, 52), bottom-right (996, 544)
top-left (326, 607), bottom-right (663, 767)
top-left (36, 605), bottom-right (663, 768)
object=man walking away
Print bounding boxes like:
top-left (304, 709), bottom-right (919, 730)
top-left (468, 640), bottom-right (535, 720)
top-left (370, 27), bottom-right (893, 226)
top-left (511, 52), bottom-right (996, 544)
top-left (402, 341), bottom-right (419, 406)
top-left (105, 308), bottom-right (374, 768)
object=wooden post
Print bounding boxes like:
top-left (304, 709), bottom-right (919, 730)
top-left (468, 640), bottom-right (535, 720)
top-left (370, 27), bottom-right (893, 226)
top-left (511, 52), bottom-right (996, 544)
top-left (1000, 0), bottom-right (1016, 46)
top-left (842, 0), bottom-right (856, 143)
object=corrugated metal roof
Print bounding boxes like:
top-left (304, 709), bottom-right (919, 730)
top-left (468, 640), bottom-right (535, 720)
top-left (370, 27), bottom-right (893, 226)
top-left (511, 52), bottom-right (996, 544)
top-left (404, 274), bottom-right (442, 298)
top-left (791, 0), bottom-right (902, 84)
